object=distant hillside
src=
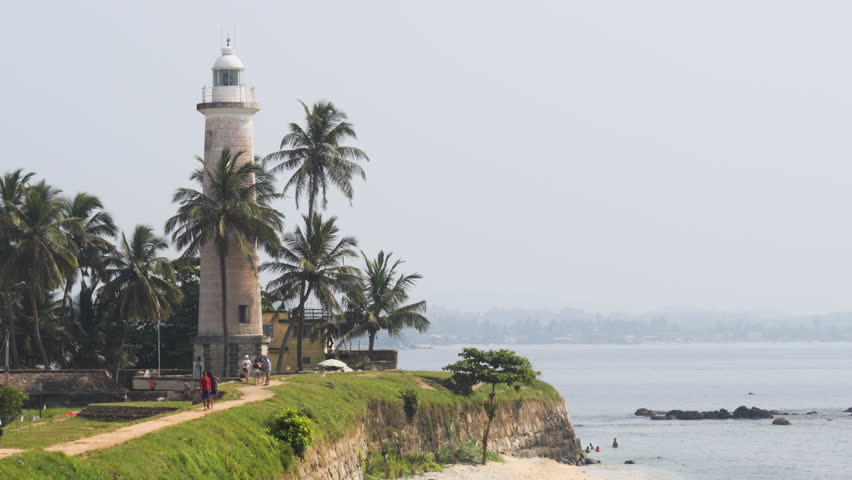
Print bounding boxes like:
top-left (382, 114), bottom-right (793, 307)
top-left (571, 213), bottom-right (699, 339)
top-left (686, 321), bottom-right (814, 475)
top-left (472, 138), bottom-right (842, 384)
top-left (380, 306), bottom-right (852, 347)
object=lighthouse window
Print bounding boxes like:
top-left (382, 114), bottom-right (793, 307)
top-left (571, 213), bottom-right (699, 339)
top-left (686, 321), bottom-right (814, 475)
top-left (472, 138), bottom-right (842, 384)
top-left (238, 305), bottom-right (249, 323)
top-left (214, 69), bottom-right (240, 86)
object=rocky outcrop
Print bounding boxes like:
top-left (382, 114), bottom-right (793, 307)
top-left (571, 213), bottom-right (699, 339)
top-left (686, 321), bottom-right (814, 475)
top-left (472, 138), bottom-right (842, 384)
top-left (772, 417), bottom-right (791, 425)
top-left (293, 395), bottom-right (582, 480)
top-left (640, 406), bottom-right (774, 420)
top-left (732, 406), bottom-right (773, 419)
top-left (701, 409), bottom-right (732, 419)
top-left (634, 408), bottom-right (663, 417)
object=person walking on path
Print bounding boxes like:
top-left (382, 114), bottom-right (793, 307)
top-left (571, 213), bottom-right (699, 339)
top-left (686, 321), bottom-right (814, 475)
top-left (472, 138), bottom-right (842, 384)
top-left (261, 354), bottom-right (272, 386)
top-left (253, 355), bottom-right (264, 386)
top-left (241, 355), bottom-right (252, 382)
top-left (199, 371), bottom-right (213, 410)
top-left (208, 373), bottom-right (220, 409)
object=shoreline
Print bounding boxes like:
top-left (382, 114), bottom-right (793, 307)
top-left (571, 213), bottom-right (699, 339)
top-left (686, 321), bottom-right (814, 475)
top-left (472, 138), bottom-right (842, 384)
top-left (414, 456), bottom-right (642, 480)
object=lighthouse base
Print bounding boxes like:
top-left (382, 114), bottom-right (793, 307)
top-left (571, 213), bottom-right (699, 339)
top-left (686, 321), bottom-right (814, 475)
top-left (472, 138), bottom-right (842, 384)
top-left (192, 335), bottom-right (269, 378)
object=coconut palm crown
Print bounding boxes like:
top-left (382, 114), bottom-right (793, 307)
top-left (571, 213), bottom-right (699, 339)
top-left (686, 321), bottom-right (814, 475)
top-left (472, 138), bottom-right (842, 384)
top-left (342, 251), bottom-right (429, 356)
top-left (0, 180), bottom-right (79, 366)
top-left (60, 192), bottom-right (117, 314)
top-left (101, 225), bottom-right (181, 377)
top-left (165, 149), bottom-right (284, 376)
top-left (261, 214), bottom-right (359, 372)
top-left (264, 100), bottom-right (368, 219)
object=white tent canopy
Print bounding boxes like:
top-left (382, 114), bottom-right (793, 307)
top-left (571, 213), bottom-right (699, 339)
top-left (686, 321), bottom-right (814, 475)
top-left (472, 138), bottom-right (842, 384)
top-left (316, 359), bottom-right (352, 371)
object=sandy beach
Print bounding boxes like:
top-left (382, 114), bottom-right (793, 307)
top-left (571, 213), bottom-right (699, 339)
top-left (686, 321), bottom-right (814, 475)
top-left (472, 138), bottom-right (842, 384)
top-left (413, 456), bottom-right (636, 480)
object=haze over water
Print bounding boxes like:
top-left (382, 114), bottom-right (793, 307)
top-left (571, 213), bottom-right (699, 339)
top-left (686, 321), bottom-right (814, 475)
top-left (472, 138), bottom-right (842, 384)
top-left (401, 342), bottom-right (852, 480)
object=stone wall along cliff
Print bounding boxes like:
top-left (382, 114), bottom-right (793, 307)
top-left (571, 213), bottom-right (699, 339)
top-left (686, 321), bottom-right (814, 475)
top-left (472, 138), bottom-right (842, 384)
top-left (292, 394), bottom-right (582, 480)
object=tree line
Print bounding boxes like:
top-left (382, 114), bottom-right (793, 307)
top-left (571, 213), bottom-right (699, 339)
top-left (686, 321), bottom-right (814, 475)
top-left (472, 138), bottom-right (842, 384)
top-left (0, 100), bottom-right (429, 374)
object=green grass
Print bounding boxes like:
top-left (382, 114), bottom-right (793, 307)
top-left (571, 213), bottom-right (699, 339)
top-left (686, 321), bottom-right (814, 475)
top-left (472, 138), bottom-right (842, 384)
top-left (0, 371), bottom-right (561, 480)
top-left (0, 383), bottom-right (242, 450)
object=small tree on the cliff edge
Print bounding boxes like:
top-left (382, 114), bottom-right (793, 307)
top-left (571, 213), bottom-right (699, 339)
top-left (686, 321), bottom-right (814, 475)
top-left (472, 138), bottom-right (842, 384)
top-left (443, 348), bottom-right (539, 465)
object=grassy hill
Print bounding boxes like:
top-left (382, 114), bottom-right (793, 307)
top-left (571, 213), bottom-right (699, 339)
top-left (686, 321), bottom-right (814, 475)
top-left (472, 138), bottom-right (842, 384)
top-left (0, 371), bottom-right (561, 480)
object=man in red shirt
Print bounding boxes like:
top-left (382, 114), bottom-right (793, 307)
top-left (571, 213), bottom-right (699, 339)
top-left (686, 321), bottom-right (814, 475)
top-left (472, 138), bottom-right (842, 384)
top-left (199, 371), bottom-right (213, 410)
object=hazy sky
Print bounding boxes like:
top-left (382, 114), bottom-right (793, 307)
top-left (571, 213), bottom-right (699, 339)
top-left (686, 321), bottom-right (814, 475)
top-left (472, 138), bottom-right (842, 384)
top-left (5, 1), bottom-right (852, 314)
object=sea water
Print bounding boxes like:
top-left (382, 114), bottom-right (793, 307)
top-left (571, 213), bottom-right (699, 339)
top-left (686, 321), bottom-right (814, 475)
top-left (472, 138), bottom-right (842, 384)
top-left (399, 342), bottom-right (852, 480)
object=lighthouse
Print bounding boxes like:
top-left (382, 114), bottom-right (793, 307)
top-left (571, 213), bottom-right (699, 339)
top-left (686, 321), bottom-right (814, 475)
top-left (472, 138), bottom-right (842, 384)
top-left (194, 39), bottom-right (267, 377)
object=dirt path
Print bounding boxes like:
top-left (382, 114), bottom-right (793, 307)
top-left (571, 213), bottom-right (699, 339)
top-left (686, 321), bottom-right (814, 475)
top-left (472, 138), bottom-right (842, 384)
top-left (0, 381), bottom-right (280, 460)
top-left (0, 448), bottom-right (23, 458)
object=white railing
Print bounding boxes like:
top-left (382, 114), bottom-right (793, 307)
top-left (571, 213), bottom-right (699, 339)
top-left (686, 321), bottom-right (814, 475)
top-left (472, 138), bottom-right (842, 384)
top-left (200, 83), bottom-right (257, 103)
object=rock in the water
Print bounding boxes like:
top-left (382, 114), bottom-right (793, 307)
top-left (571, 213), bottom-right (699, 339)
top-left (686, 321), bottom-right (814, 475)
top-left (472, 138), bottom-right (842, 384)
top-left (733, 406), bottom-right (773, 419)
top-left (701, 409), bottom-right (732, 420)
top-left (666, 410), bottom-right (703, 420)
top-left (772, 417), bottom-right (791, 425)
top-left (805, 411), bottom-right (818, 415)
top-left (844, 407), bottom-right (852, 413)
top-left (585, 458), bottom-right (601, 465)
top-left (634, 408), bottom-right (663, 416)
top-left (624, 460), bottom-right (636, 464)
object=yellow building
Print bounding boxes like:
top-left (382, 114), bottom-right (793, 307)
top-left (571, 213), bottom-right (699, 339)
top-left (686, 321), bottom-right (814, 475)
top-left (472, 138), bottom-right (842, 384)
top-left (262, 310), bottom-right (327, 372)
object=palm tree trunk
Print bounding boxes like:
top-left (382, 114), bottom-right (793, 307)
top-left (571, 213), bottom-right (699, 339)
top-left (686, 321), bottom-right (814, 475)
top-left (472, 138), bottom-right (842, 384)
top-left (296, 304), bottom-right (304, 372)
top-left (30, 289), bottom-right (49, 367)
top-left (114, 318), bottom-right (129, 381)
top-left (2, 293), bottom-right (19, 367)
top-left (219, 242), bottom-right (230, 378)
top-left (368, 330), bottom-right (376, 359)
top-left (274, 324), bottom-right (292, 372)
top-left (482, 383), bottom-right (497, 465)
top-left (295, 282), bottom-right (312, 372)
top-left (61, 276), bottom-right (75, 322)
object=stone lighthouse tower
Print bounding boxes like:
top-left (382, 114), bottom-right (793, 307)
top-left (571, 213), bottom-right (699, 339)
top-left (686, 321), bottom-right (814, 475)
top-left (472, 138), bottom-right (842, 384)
top-left (194, 39), bottom-right (267, 377)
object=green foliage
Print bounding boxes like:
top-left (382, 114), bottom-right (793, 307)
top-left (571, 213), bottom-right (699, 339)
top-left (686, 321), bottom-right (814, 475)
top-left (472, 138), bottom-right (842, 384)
top-left (363, 448), bottom-right (442, 479)
top-left (132, 257), bottom-right (199, 369)
top-left (267, 408), bottom-right (314, 459)
top-left (0, 386), bottom-right (28, 425)
top-left (444, 348), bottom-right (540, 465)
top-left (261, 214), bottom-right (359, 372)
top-left (399, 388), bottom-right (420, 419)
top-left (264, 100), bottom-right (369, 219)
top-left (0, 371), bottom-right (559, 480)
top-left (435, 441), bottom-right (502, 465)
top-left (443, 348), bottom-right (540, 395)
top-left (341, 251), bottom-right (429, 355)
top-left (166, 149), bottom-right (284, 376)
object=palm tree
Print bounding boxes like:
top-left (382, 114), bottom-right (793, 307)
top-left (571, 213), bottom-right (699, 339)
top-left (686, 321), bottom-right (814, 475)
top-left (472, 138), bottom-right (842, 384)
top-left (166, 149), bottom-right (284, 376)
top-left (60, 193), bottom-right (117, 318)
top-left (0, 169), bottom-right (35, 367)
top-left (0, 181), bottom-right (79, 366)
top-left (342, 251), bottom-right (429, 357)
top-left (261, 214), bottom-right (358, 372)
top-left (101, 226), bottom-right (181, 378)
top-left (264, 100), bottom-right (369, 220)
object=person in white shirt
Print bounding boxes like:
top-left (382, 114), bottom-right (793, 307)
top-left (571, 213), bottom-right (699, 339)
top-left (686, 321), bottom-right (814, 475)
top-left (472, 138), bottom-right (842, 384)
top-left (241, 355), bottom-right (252, 383)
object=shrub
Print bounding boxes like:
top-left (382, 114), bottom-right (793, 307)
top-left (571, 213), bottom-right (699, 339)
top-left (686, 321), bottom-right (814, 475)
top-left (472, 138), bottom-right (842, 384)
top-left (399, 388), bottom-right (419, 419)
top-left (267, 408), bottom-right (313, 458)
top-left (435, 441), bottom-right (501, 465)
top-left (363, 449), bottom-right (442, 478)
top-left (0, 386), bottom-right (28, 426)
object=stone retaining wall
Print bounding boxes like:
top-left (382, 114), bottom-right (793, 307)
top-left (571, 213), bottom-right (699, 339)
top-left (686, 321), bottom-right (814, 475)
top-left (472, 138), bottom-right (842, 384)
top-left (291, 394), bottom-right (582, 480)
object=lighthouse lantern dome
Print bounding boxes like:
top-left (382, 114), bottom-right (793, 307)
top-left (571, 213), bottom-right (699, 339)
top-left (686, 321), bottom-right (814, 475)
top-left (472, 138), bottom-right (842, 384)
top-left (212, 45), bottom-right (244, 87)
